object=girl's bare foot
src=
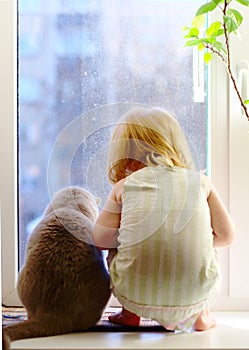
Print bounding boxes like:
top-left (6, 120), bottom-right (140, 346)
top-left (108, 308), bottom-right (140, 326)
top-left (194, 309), bottom-right (216, 331)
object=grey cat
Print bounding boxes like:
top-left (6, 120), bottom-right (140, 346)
top-left (3, 187), bottom-right (111, 349)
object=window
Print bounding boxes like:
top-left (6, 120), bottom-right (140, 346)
top-left (17, 0), bottom-right (207, 268)
top-left (1, 0), bottom-right (249, 309)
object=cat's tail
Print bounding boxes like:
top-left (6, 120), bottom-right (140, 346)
top-left (2, 317), bottom-right (71, 350)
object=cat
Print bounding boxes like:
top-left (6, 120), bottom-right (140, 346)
top-left (3, 187), bottom-right (111, 350)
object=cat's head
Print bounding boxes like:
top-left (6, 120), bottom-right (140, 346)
top-left (45, 187), bottom-right (99, 221)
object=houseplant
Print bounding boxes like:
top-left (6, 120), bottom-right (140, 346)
top-left (183, 0), bottom-right (249, 121)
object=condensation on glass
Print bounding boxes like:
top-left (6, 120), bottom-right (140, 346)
top-left (18, 0), bottom-right (207, 267)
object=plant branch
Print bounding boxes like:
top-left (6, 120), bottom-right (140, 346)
top-left (223, 0), bottom-right (249, 121)
top-left (204, 44), bottom-right (227, 64)
top-left (183, 0), bottom-right (249, 121)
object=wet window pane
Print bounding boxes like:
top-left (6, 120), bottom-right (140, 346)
top-left (18, 0), bottom-right (207, 267)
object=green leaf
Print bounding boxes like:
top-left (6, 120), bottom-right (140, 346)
top-left (192, 14), bottom-right (205, 29)
top-left (212, 40), bottom-right (227, 53)
top-left (224, 15), bottom-right (239, 33)
top-left (201, 37), bottom-right (216, 44)
top-left (182, 26), bottom-right (190, 32)
top-left (211, 29), bottom-right (225, 37)
top-left (206, 21), bottom-right (222, 37)
top-left (195, 1), bottom-right (219, 16)
top-left (236, 0), bottom-right (249, 6)
top-left (204, 52), bottom-right (213, 64)
top-left (244, 99), bottom-right (249, 105)
top-left (198, 43), bottom-right (205, 50)
top-left (184, 27), bottom-right (199, 38)
top-left (227, 9), bottom-right (243, 28)
top-left (185, 39), bottom-right (201, 47)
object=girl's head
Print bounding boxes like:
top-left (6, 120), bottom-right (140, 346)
top-left (107, 106), bottom-right (195, 183)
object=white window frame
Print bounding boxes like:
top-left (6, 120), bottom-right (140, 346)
top-left (1, 0), bottom-right (20, 306)
top-left (1, 0), bottom-right (249, 309)
top-left (208, 6), bottom-right (249, 310)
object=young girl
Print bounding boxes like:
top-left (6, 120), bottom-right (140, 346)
top-left (93, 106), bottom-right (235, 332)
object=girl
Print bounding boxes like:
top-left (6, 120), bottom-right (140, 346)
top-left (93, 106), bottom-right (235, 332)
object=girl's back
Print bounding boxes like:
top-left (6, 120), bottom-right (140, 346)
top-left (110, 166), bottom-right (220, 326)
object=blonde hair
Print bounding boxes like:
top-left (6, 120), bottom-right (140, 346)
top-left (107, 106), bottom-right (195, 183)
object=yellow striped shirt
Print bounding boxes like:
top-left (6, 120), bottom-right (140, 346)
top-left (110, 166), bottom-right (220, 331)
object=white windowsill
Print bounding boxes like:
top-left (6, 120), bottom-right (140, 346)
top-left (11, 308), bottom-right (249, 350)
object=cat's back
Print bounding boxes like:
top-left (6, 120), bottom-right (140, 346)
top-left (25, 210), bottom-right (102, 271)
top-left (19, 210), bottom-right (108, 298)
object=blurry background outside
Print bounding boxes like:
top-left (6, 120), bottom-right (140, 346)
top-left (18, 0), bottom-right (207, 267)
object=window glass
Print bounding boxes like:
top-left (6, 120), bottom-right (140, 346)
top-left (18, 0), bottom-right (207, 268)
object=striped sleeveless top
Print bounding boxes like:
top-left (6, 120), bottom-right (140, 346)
top-left (110, 166), bottom-right (220, 331)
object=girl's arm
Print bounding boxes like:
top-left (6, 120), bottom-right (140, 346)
top-left (93, 179), bottom-right (124, 249)
top-left (203, 175), bottom-right (235, 248)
